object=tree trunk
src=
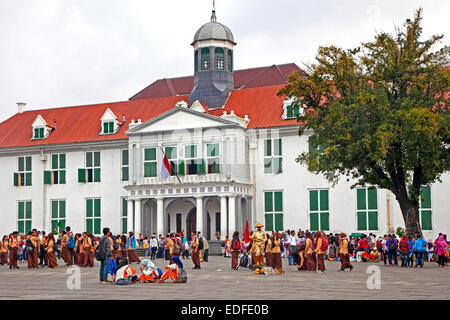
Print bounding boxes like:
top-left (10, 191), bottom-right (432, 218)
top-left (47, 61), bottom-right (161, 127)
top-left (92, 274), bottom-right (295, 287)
top-left (396, 192), bottom-right (422, 236)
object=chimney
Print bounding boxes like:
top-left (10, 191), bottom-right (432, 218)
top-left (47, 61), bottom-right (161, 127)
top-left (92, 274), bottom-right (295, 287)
top-left (17, 102), bottom-right (26, 113)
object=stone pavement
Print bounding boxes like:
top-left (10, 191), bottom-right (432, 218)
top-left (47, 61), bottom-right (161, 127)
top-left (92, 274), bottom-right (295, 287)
top-left (0, 255), bottom-right (448, 300)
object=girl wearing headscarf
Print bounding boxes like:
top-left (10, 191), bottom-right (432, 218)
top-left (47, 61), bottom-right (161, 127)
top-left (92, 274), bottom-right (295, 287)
top-left (230, 231), bottom-right (242, 270)
top-left (127, 232), bottom-right (141, 264)
top-left (161, 256), bottom-right (186, 282)
top-left (305, 231), bottom-right (316, 272)
top-left (114, 256), bottom-right (138, 285)
top-left (120, 235), bottom-right (128, 259)
top-left (140, 259), bottom-right (162, 283)
top-left (435, 235), bottom-right (448, 268)
top-left (265, 233), bottom-right (273, 268)
top-left (271, 232), bottom-right (283, 274)
top-left (45, 233), bottom-right (58, 269)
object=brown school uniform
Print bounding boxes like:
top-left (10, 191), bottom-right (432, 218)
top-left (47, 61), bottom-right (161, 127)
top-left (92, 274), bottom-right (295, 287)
top-left (191, 237), bottom-right (200, 267)
top-left (0, 240), bottom-right (9, 265)
top-left (305, 238), bottom-right (317, 271)
top-left (8, 237), bottom-right (20, 268)
top-left (315, 237), bottom-right (326, 271)
top-left (339, 238), bottom-right (353, 270)
top-left (82, 237), bottom-right (94, 267)
top-left (76, 238), bottom-right (85, 266)
top-left (271, 238), bottom-right (282, 270)
top-left (28, 235), bottom-right (40, 268)
top-left (230, 238), bottom-right (241, 269)
top-left (265, 239), bottom-right (272, 267)
top-left (62, 233), bottom-right (73, 266)
top-left (166, 238), bottom-right (174, 259)
top-left (120, 239), bottom-right (127, 258)
top-left (127, 237), bottom-right (140, 263)
top-left (46, 239), bottom-right (58, 268)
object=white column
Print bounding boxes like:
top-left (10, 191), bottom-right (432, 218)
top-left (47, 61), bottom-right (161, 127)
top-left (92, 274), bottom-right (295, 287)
top-left (220, 196), bottom-right (227, 239)
top-left (228, 196), bottom-right (236, 235)
top-left (196, 196), bottom-right (204, 235)
top-left (156, 197), bottom-right (164, 236)
top-left (126, 199), bottom-right (133, 234)
top-left (135, 199), bottom-right (142, 236)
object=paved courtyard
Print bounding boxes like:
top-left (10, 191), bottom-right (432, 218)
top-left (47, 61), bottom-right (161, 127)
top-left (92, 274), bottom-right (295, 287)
top-left (0, 255), bottom-right (448, 300)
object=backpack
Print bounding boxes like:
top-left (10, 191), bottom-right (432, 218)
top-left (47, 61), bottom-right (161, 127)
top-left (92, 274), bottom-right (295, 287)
top-left (26, 239), bottom-right (34, 254)
top-left (320, 237), bottom-right (328, 251)
top-left (198, 238), bottom-right (204, 250)
top-left (231, 239), bottom-right (240, 251)
top-left (67, 233), bottom-right (75, 249)
top-left (239, 253), bottom-right (249, 268)
top-left (389, 240), bottom-right (397, 252)
top-left (348, 242), bottom-right (355, 255)
top-left (94, 238), bottom-right (106, 261)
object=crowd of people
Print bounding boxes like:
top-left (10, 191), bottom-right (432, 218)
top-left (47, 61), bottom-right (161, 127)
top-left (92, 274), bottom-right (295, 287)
top-left (223, 228), bottom-right (449, 273)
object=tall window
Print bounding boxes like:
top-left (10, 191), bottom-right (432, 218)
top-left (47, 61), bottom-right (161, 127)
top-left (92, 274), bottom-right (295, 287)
top-left (86, 198), bottom-right (101, 235)
top-left (309, 189), bottom-right (329, 231)
top-left (227, 49), bottom-right (233, 72)
top-left (206, 143), bottom-right (220, 174)
top-left (264, 191), bottom-right (283, 232)
top-left (356, 188), bottom-right (378, 230)
top-left (44, 154), bottom-right (66, 185)
top-left (51, 199), bottom-right (66, 232)
top-left (121, 149), bottom-right (129, 181)
top-left (144, 148), bottom-right (157, 177)
top-left (14, 156), bottom-right (32, 187)
top-left (18, 201), bottom-right (32, 234)
top-left (78, 151), bottom-right (100, 183)
top-left (121, 198), bottom-right (128, 234)
top-left (201, 47), bottom-right (210, 70)
top-left (165, 146), bottom-right (178, 176)
top-left (264, 138), bottom-right (282, 174)
top-left (420, 186), bottom-right (432, 230)
top-left (215, 48), bottom-right (224, 70)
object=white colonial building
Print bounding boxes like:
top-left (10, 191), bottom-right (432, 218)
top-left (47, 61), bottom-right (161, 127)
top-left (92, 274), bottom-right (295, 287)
top-left (0, 9), bottom-right (448, 240)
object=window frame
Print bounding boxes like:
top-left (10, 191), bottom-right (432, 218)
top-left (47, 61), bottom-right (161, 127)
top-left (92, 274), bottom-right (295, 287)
top-left (143, 147), bottom-right (157, 178)
top-left (205, 143), bottom-right (220, 174)
top-left (308, 188), bottom-right (330, 231)
top-left (263, 138), bottom-right (282, 174)
top-left (356, 187), bottom-right (378, 231)
top-left (121, 149), bottom-right (129, 181)
top-left (85, 198), bottom-right (101, 235)
top-left (214, 47), bottom-right (225, 71)
top-left (419, 185), bottom-right (432, 230)
top-left (15, 156), bottom-right (32, 187)
top-left (51, 199), bottom-right (66, 233)
top-left (200, 47), bottom-right (211, 71)
top-left (17, 200), bottom-right (32, 234)
top-left (264, 190), bottom-right (284, 232)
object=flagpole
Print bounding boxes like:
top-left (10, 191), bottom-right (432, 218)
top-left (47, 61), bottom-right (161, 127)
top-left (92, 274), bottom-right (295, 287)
top-left (159, 147), bottom-right (181, 183)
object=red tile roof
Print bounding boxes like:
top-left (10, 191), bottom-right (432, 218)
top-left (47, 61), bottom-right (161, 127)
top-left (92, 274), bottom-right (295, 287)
top-left (0, 85), bottom-right (295, 149)
top-left (129, 63), bottom-right (302, 100)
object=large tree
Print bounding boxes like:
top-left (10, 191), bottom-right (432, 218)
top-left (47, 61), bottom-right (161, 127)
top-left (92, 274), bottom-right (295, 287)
top-left (279, 9), bottom-right (449, 235)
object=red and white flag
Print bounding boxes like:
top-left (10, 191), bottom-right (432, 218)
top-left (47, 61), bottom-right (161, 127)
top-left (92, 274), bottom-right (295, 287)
top-left (160, 149), bottom-right (171, 179)
top-left (244, 219), bottom-right (250, 246)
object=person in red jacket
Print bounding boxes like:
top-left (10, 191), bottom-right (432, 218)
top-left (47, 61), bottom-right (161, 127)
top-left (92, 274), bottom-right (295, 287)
top-left (398, 235), bottom-right (410, 267)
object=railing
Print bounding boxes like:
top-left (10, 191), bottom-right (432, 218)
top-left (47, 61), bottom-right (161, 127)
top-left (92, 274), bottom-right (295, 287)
top-left (142, 173), bottom-right (226, 185)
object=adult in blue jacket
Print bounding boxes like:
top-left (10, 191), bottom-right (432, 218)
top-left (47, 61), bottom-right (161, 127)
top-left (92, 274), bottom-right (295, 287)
top-left (413, 233), bottom-right (426, 268)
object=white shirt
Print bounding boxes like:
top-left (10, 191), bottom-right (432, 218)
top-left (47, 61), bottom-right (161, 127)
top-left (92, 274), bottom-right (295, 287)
top-left (288, 235), bottom-right (297, 246)
top-left (150, 238), bottom-right (158, 248)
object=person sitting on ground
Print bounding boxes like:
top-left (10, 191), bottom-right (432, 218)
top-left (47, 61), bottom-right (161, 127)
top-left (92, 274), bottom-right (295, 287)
top-left (369, 248), bottom-right (379, 262)
top-left (293, 243), bottom-right (306, 271)
top-left (161, 256), bottom-right (187, 283)
top-left (114, 256), bottom-right (138, 285)
top-left (140, 259), bottom-right (162, 283)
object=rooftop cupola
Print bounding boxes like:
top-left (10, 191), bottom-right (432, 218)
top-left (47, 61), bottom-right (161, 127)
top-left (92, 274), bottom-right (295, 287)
top-left (189, 4), bottom-right (235, 109)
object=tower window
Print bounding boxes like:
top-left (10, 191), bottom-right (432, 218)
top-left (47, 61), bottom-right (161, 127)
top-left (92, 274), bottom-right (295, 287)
top-left (228, 49), bottom-right (233, 72)
top-left (215, 48), bottom-right (224, 71)
top-left (195, 50), bottom-right (199, 72)
top-left (201, 48), bottom-right (210, 70)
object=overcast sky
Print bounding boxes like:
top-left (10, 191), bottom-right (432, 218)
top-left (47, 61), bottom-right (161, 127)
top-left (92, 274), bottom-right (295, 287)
top-left (0, 0), bottom-right (448, 123)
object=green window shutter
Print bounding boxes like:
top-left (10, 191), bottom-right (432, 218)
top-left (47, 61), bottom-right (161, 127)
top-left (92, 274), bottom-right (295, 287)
top-left (367, 188), bottom-right (377, 210)
top-left (18, 157), bottom-right (24, 172)
top-left (59, 154), bottom-right (66, 169)
top-left (34, 128), bottom-right (39, 138)
top-left (264, 140), bottom-right (271, 157)
top-left (320, 212), bottom-right (329, 231)
top-left (145, 148), bottom-right (156, 161)
top-left (294, 105), bottom-right (300, 117)
top-left (264, 158), bottom-right (272, 174)
top-left (144, 162), bottom-right (157, 177)
top-left (286, 105), bottom-right (293, 118)
top-left (264, 192), bottom-right (273, 212)
top-left (275, 157), bottom-right (282, 174)
top-left (274, 213), bottom-right (283, 232)
top-left (94, 219), bottom-right (101, 234)
top-left (14, 172), bottom-right (18, 186)
top-left (319, 190), bottom-right (329, 211)
top-left (274, 191), bottom-right (283, 212)
top-left (25, 220), bottom-right (32, 234)
top-left (357, 212), bottom-right (367, 230)
top-left (177, 160), bottom-right (185, 176)
top-left (122, 149), bottom-right (129, 166)
top-left (59, 201), bottom-right (66, 218)
top-left (52, 201), bottom-right (58, 218)
top-left (94, 152), bottom-right (100, 167)
top-left (103, 122), bottom-right (108, 133)
top-left (25, 202), bottom-right (31, 219)
top-left (59, 170), bottom-right (66, 184)
top-left (357, 188), bottom-right (366, 210)
top-left (44, 171), bottom-right (52, 184)
top-left (207, 144), bottom-right (219, 157)
top-left (52, 154), bottom-right (58, 169)
top-left (93, 168), bottom-right (101, 182)
top-left (215, 159), bottom-right (220, 173)
top-left (51, 220), bottom-right (57, 233)
top-left (197, 158), bottom-right (205, 174)
top-left (122, 218), bottom-right (127, 234)
top-left (368, 211), bottom-right (378, 230)
top-left (421, 210), bottom-right (432, 230)
top-left (310, 212), bottom-right (319, 231)
top-left (86, 199), bottom-right (93, 218)
top-left (420, 186), bottom-right (431, 209)
top-left (25, 156), bottom-right (32, 171)
top-left (122, 167), bottom-right (129, 181)
top-left (94, 199), bottom-right (101, 217)
top-left (309, 190), bottom-right (318, 211)
top-left (18, 202), bottom-right (24, 219)
top-left (265, 213), bottom-right (274, 232)
top-left (165, 147), bottom-right (175, 159)
top-left (86, 219), bottom-right (93, 234)
top-left (108, 122), bottom-right (114, 133)
top-left (122, 198), bottom-right (128, 217)
top-left (86, 152), bottom-right (93, 167)
top-left (39, 128), bottom-right (44, 138)
top-left (25, 172), bottom-right (32, 186)
top-left (78, 168), bottom-right (86, 183)
top-left (18, 221), bottom-right (24, 234)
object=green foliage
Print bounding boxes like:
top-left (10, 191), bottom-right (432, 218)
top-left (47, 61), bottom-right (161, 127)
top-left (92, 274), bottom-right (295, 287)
top-left (279, 9), bottom-right (449, 234)
top-left (396, 227), bottom-right (406, 238)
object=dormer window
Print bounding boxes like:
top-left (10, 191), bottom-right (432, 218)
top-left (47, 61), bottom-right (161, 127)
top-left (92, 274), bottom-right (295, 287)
top-left (31, 114), bottom-right (52, 140)
top-left (100, 108), bottom-right (120, 135)
top-left (282, 97), bottom-right (305, 120)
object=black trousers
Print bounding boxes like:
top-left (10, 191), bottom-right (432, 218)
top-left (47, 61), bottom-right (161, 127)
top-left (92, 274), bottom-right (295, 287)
top-left (437, 254), bottom-right (446, 267)
top-left (203, 249), bottom-right (209, 262)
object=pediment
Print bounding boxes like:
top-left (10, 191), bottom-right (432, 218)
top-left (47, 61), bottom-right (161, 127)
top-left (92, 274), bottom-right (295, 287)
top-left (32, 114), bottom-right (48, 127)
top-left (100, 108), bottom-right (117, 121)
top-left (126, 107), bottom-right (238, 135)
